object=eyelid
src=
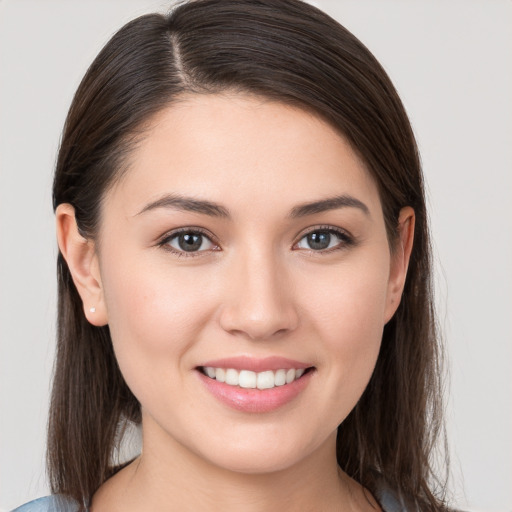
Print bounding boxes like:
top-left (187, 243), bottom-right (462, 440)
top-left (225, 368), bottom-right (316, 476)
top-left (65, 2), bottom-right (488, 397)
top-left (156, 224), bottom-right (355, 257)
top-left (157, 226), bottom-right (220, 257)
top-left (292, 224), bottom-right (355, 252)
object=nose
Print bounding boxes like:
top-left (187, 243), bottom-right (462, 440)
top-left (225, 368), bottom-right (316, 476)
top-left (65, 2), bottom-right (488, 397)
top-left (218, 249), bottom-right (299, 341)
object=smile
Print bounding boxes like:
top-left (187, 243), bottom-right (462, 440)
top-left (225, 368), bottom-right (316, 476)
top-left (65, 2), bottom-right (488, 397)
top-left (200, 366), bottom-right (308, 389)
top-left (196, 359), bottom-right (315, 413)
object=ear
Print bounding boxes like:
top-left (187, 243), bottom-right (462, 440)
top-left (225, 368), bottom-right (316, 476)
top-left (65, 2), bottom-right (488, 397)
top-left (56, 204), bottom-right (108, 326)
top-left (383, 206), bottom-right (415, 324)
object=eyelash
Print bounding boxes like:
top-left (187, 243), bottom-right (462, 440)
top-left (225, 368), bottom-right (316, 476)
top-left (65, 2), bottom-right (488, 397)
top-left (157, 227), bottom-right (219, 258)
top-left (294, 225), bottom-right (355, 254)
top-left (157, 225), bottom-right (355, 258)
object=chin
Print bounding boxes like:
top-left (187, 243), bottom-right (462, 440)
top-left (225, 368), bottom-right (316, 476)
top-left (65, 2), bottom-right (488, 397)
top-left (192, 427), bottom-right (332, 476)
top-left (206, 450), bottom-right (304, 475)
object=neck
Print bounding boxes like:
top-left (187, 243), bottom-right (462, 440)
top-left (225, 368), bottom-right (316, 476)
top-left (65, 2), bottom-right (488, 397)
top-left (92, 416), bottom-right (378, 512)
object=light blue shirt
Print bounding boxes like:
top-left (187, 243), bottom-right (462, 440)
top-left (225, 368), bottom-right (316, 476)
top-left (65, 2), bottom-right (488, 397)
top-left (11, 495), bottom-right (80, 512)
top-left (11, 484), bottom-right (411, 512)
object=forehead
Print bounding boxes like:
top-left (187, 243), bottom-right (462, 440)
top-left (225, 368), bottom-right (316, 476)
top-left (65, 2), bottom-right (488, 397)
top-left (107, 93), bottom-right (382, 220)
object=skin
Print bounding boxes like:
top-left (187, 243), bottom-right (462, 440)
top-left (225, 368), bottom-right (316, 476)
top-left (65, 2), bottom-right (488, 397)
top-left (57, 93), bottom-right (414, 511)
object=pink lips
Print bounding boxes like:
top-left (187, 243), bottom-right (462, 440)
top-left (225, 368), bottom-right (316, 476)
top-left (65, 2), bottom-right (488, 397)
top-left (196, 356), bottom-right (314, 413)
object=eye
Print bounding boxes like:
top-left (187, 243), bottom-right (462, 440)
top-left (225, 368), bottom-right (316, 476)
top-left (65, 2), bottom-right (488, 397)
top-left (295, 228), bottom-right (353, 252)
top-left (160, 229), bottom-right (217, 255)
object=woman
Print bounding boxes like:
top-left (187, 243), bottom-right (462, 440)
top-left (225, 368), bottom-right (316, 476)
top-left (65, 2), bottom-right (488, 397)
top-left (14, 0), bottom-right (449, 510)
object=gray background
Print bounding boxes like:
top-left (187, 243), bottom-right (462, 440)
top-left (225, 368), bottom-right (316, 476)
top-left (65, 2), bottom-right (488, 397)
top-left (1, 1), bottom-right (511, 510)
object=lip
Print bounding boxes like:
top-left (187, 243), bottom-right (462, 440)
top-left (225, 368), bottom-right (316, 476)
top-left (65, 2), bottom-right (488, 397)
top-left (198, 356), bottom-right (311, 373)
top-left (196, 364), bottom-right (315, 413)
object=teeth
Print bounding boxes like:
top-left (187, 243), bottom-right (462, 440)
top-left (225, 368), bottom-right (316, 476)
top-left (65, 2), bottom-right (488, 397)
top-left (274, 369), bottom-right (286, 386)
top-left (215, 368), bottom-right (226, 383)
top-left (257, 370), bottom-right (274, 390)
top-left (225, 368), bottom-right (239, 386)
top-left (203, 366), bottom-right (308, 389)
top-left (239, 370), bottom-right (257, 389)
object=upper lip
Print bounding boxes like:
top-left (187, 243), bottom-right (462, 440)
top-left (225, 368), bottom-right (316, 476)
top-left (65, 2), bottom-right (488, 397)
top-left (198, 356), bottom-right (313, 373)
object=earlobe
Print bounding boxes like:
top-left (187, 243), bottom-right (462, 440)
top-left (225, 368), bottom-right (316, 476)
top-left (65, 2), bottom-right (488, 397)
top-left (384, 206), bottom-right (415, 324)
top-left (56, 204), bottom-right (108, 327)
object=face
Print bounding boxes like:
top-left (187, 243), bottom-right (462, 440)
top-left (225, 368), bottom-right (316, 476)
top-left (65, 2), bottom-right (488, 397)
top-left (77, 94), bottom-right (409, 474)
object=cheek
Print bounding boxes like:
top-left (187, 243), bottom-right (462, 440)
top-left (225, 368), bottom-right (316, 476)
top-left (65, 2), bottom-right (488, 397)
top-left (100, 256), bottom-right (215, 394)
top-left (302, 254), bottom-right (390, 412)
top-left (306, 252), bottom-right (389, 339)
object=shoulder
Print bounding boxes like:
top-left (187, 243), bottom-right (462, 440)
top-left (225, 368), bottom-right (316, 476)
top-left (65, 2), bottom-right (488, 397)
top-left (373, 477), bottom-right (417, 512)
top-left (375, 486), bottom-right (409, 512)
top-left (11, 495), bottom-right (82, 512)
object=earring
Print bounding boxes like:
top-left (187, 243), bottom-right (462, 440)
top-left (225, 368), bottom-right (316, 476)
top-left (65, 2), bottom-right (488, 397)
top-left (89, 307), bottom-right (96, 313)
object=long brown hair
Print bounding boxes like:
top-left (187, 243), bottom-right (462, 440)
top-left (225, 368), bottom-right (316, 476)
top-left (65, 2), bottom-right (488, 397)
top-left (49, 0), bottom-right (448, 509)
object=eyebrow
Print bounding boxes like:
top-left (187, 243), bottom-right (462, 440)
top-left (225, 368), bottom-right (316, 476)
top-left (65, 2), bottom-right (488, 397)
top-left (289, 194), bottom-right (370, 218)
top-left (136, 193), bottom-right (369, 218)
top-left (136, 194), bottom-right (230, 218)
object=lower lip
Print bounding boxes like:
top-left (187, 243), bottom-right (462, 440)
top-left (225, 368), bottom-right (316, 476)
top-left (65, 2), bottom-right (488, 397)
top-left (197, 369), bottom-right (314, 413)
